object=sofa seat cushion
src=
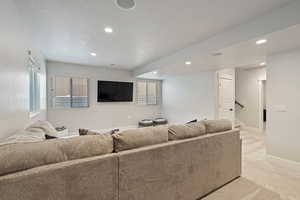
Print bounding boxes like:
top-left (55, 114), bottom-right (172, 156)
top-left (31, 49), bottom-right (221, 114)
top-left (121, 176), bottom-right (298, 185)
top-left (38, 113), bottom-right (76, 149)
top-left (112, 127), bottom-right (168, 152)
top-left (0, 134), bottom-right (114, 176)
top-left (168, 121), bottom-right (206, 141)
top-left (203, 119), bottom-right (232, 133)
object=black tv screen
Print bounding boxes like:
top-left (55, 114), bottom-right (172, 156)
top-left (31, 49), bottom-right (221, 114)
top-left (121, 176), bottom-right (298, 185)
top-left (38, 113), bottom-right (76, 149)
top-left (98, 81), bottom-right (133, 102)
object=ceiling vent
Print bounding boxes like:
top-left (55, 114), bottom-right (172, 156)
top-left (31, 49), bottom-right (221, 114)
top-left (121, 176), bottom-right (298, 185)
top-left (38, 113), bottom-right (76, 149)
top-left (211, 52), bottom-right (223, 57)
top-left (115, 0), bottom-right (136, 10)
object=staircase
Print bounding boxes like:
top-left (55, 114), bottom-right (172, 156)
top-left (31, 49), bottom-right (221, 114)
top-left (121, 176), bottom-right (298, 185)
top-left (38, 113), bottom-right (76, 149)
top-left (235, 100), bottom-right (245, 129)
top-left (235, 119), bottom-right (244, 129)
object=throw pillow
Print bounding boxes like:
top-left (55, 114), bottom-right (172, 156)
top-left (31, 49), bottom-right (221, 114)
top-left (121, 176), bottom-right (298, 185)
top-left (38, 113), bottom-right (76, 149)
top-left (27, 120), bottom-right (58, 137)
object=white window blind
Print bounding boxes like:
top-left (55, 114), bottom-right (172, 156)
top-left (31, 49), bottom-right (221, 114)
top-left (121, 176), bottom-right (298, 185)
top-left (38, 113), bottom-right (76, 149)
top-left (51, 77), bottom-right (89, 108)
top-left (136, 80), bottom-right (147, 105)
top-left (53, 77), bottom-right (71, 108)
top-left (71, 78), bottom-right (89, 108)
top-left (29, 56), bottom-right (41, 114)
top-left (136, 80), bottom-right (161, 105)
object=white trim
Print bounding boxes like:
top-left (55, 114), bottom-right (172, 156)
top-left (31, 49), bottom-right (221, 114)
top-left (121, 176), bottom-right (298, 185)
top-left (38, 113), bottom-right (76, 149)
top-left (258, 79), bottom-right (267, 132)
top-left (216, 68), bottom-right (235, 126)
top-left (29, 111), bottom-right (40, 119)
top-left (258, 80), bottom-right (264, 131)
top-left (267, 155), bottom-right (300, 171)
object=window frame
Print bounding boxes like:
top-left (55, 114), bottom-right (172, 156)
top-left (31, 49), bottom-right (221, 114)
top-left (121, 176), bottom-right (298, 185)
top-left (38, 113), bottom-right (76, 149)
top-left (136, 79), bottom-right (161, 105)
top-left (29, 55), bottom-right (41, 117)
top-left (50, 76), bottom-right (90, 109)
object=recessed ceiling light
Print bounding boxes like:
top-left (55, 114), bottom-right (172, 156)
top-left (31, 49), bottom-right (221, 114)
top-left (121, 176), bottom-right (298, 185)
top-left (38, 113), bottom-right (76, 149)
top-left (260, 62), bottom-right (266, 66)
top-left (104, 27), bottom-right (113, 33)
top-left (90, 52), bottom-right (97, 56)
top-left (256, 39), bottom-right (267, 45)
top-left (185, 61), bottom-right (192, 65)
top-left (152, 71), bottom-right (158, 74)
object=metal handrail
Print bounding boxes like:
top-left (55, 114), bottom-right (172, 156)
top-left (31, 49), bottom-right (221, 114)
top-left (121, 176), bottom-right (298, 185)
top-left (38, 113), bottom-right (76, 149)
top-left (235, 100), bottom-right (245, 109)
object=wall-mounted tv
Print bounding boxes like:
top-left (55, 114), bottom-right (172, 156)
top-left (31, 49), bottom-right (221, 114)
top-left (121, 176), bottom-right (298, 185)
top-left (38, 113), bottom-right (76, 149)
top-left (97, 81), bottom-right (133, 102)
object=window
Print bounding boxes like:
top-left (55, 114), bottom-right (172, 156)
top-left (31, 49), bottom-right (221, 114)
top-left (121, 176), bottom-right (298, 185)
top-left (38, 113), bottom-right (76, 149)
top-left (71, 78), bottom-right (89, 108)
top-left (29, 56), bottom-right (41, 114)
top-left (51, 76), bottom-right (89, 108)
top-left (136, 79), bottom-right (161, 105)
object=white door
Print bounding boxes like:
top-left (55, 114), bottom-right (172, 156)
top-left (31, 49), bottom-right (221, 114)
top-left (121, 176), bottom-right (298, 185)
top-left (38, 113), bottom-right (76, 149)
top-left (218, 76), bottom-right (235, 125)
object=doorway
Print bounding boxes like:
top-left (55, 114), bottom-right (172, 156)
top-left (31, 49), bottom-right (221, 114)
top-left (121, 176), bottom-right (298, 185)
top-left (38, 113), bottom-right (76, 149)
top-left (217, 69), bottom-right (235, 126)
top-left (259, 80), bottom-right (267, 132)
top-left (235, 67), bottom-right (266, 133)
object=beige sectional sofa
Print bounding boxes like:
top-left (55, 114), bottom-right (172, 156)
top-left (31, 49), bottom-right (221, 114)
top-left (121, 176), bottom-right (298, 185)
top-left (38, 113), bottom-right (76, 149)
top-left (0, 120), bottom-right (241, 200)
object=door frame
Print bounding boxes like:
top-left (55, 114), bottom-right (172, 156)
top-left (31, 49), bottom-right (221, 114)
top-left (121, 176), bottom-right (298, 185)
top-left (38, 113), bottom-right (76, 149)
top-left (216, 69), bottom-right (235, 127)
top-left (258, 80), bottom-right (266, 132)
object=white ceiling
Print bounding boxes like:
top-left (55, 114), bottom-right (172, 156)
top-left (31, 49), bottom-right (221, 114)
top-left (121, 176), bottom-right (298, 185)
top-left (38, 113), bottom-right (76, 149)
top-left (138, 24), bottom-right (300, 79)
top-left (15, 0), bottom-right (292, 69)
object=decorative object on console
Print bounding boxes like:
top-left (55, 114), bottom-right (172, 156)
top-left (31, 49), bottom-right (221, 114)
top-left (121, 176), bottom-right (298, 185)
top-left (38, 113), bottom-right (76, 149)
top-left (79, 128), bottom-right (89, 136)
top-left (56, 126), bottom-right (66, 131)
top-left (186, 119), bottom-right (197, 124)
top-left (153, 118), bottom-right (168, 126)
top-left (138, 119), bottom-right (154, 127)
top-left (56, 128), bottom-right (69, 138)
top-left (79, 129), bottom-right (118, 136)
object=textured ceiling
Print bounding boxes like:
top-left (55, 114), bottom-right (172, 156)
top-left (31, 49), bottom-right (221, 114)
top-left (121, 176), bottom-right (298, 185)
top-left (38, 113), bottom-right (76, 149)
top-left (16, 0), bottom-right (292, 69)
top-left (138, 24), bottom-right (300, 79)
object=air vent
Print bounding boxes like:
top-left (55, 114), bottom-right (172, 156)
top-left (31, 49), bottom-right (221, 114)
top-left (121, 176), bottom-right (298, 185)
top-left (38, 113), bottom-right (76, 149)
top-left (212, 52), bottom-right (223, 57)
top-left (116, 0), bottom-right (136, 10)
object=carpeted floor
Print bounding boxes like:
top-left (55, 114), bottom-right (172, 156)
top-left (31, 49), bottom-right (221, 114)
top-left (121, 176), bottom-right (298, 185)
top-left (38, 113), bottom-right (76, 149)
top-left (202, 178), bottom-right (282, 200)
top-left (202, 130), bottom-right (300, 200)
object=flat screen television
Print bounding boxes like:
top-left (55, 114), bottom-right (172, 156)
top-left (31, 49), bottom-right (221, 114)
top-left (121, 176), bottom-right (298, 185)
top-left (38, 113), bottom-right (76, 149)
top-left (97, 81), bottom-right (133, 102)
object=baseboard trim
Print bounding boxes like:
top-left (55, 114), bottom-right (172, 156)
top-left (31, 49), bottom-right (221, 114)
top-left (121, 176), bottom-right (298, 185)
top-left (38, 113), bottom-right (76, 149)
top-left (267, 154), bottom-right (300, 170)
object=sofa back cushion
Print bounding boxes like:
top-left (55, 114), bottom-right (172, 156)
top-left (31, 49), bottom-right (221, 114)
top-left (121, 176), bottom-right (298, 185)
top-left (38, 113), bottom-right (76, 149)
top-left (203, 119), bottom-right (232, 133)
top-left (0, 128), bottom-right (45, 146)
top-left (0, 134), bottom-right (114, 176)
top-left (0, 140), bottom-right (66, 176)
top-left (112, 127), bottom-right (168, 152)
top-left (168, 121), bottom-right (206, 141)
top-left (59, 134), bottom-right (114, 160)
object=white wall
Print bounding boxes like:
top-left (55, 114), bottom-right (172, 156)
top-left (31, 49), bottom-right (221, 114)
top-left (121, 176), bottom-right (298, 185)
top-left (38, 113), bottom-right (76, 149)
top-left (0, 0), bottom-right (47, 139)
top-left (47, 61), bottom-right (162, 132)
top-left (235, 67), bottom-right (266, 128)
top-left (267, 48), bottom-right (300, 163)
top-left (162, 72), bottom-right (216, 124)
